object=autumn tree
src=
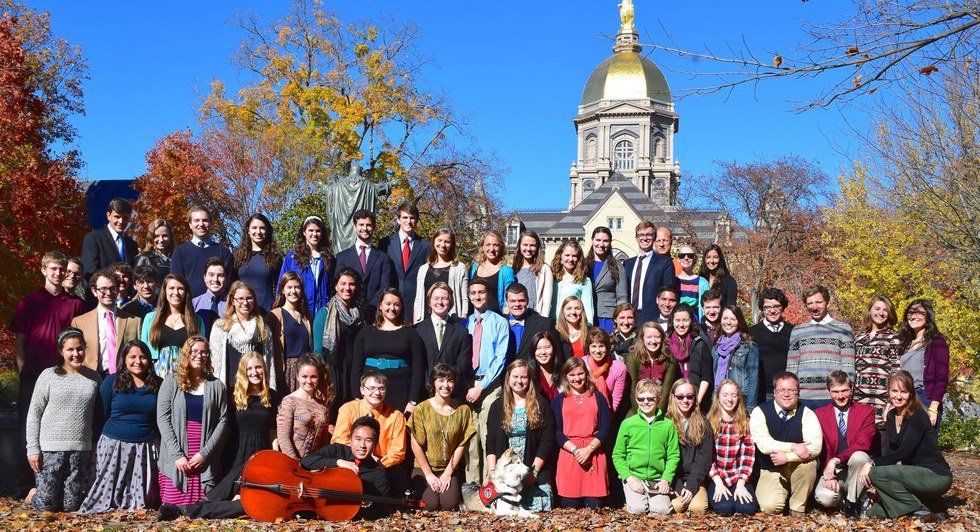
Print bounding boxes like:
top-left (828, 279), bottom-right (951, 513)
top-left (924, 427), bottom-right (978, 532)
top-left (689, 157), bottom-right (832, 320)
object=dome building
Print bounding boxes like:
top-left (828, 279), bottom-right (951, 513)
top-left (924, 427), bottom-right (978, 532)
top-left (509, 0), bottom-right (732, 261)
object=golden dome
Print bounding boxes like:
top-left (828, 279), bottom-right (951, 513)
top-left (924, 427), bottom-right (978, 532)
top-left (580, 51), bottom-right (671, 105)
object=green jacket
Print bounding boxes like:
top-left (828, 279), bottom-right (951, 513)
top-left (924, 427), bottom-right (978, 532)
top-left (612, 411), bottom-right (680, 483)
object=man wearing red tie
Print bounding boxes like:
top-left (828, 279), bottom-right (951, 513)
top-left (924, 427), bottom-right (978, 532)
top-left (379, 202), bottom-right (429, 324)
top-left (814, 370), bottom-right (876, 517)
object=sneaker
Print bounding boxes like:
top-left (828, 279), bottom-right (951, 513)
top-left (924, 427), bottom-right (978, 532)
top-left (913, 507), bottom-right (939, 523)
top-left (157, 503), bottom-right (183, 521)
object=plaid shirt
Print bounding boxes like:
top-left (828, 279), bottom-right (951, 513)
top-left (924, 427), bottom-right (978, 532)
top-left (710, 420), bottom-right (755, 487)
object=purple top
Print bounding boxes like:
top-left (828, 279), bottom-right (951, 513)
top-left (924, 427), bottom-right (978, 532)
top-left (10, 289), bottom-right (83, 376)
top-left (923, 335), bottom-right (950, 402)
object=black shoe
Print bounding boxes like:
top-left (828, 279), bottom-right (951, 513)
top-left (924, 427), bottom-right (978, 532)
top-left (157, 503), bottom-right (183, 521)
top-left (841, 500), bottom-right (858, 519)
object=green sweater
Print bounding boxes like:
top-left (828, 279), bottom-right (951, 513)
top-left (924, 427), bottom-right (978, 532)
top-left (612, 411), bottom-right (680, 483)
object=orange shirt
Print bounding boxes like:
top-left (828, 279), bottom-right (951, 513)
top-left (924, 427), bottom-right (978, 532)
top-left (331, 399), bottom-right (407, 467)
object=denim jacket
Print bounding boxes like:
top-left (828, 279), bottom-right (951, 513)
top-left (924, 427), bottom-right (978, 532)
top-left (712, 341), bottom-right (760, 412)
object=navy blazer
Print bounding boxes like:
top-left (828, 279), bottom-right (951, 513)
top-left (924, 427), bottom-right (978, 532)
top-left (623, 252), bottom-right (677, 325)
top-left (334, 244), bottom-right (394, 316)
top-left (81, 226), bottom-right (139, 274)
top-left (507, 310), bottom-right (556, 364)
top-left (414, 316), bottom-right (472, 399)
top-left (378, 232), bottom-right (430, 324)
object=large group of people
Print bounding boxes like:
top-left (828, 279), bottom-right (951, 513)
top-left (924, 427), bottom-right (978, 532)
top-left (10, 198), bottom-right (954, 522)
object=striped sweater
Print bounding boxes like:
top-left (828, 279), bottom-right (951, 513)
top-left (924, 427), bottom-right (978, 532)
top-left (785, 319), bottom-right (856, 401)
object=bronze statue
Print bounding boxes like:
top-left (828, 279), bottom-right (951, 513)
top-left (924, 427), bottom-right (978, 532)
top-left (322, 163), bottom-right (391, 253)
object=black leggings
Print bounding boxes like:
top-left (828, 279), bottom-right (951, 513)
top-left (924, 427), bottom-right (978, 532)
top-left (560, 496), bottom-right (602, 509)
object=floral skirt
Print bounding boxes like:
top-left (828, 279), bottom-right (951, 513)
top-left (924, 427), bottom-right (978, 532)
top-left (79, 434), bottom-right (159, 514)
top-left (154, 346), bottom-right (180, 378)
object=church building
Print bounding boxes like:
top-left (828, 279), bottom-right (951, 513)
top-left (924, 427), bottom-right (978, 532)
top-left (508, 1), bottom-right (732, 262)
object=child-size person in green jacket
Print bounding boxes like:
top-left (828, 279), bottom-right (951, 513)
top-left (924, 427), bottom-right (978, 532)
top-left (612, 379), bottom-right (681, 514)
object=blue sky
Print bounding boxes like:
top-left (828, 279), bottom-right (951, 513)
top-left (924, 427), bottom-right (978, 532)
top-left (34, 0), bottom-right (867, 211)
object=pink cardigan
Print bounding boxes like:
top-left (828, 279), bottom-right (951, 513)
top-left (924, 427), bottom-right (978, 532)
top-left (587, 357), bottom-right (628, 412)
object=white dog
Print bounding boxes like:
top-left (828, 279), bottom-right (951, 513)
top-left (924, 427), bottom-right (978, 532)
top-left (461, 448), bottom-right (538, 518)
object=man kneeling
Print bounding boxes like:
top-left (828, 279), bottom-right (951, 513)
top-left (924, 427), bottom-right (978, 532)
top-left (158, 416), bottom-right (389, 521)
top-left (813, 371), bottom-right (874, 517)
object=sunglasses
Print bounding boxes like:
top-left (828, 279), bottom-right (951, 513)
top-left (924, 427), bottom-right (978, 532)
top-left (674, 394), bottom-right (695, 401)
top-left (678, 253), bottom-right (696, 259)
top-left (636, 396), bottom-right (658, 403)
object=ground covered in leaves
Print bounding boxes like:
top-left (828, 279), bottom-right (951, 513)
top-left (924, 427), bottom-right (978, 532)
top-left (0, 452), bottom-right (977, 530)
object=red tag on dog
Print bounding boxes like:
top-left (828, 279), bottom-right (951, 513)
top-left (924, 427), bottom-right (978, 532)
top-left (479, 481), bottom-right (500, 506)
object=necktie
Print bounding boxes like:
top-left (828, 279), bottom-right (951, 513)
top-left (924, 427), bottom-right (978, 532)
top-left (436, 321), bottom-right (444, 350)
top-left (197, 239), bottom-right (207, 248)
top-left (105, 309), bottom-right (118, 374)
top-left (210, 294), bottom-right (219, 313)
top-left (358, 245), bottom-right (368, 274)
top-left (472, 315), bottom-right (483, 371)
top-left (402, 237), bottom-right (411, 271)
top-left (838, 411), bottom-right (847, 437)
top-left (116, 234), bottom-right (125, 262)
top-left (779, 409), bottom-right (788, 421)
top-left (631, 254), bottom-right (646, 308)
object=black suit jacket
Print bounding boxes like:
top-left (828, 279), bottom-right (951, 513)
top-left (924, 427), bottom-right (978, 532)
top-left (414, 316), bottom-right (472, 399)
top-left (378, 232), bottom-right (430, 324)
top-left (507, 310), bottom-right (555, 363)
top-left (334, 244), bottom-right (394, 316)
top-left (623, 253), bottom-right (677, 325)
top-left (81, 227), bottom-right (139, 274)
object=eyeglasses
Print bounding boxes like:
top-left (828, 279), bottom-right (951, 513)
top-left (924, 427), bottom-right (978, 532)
top-left (673, 394), bottom-right (695, 401)
top-left (234, 297), bottom-right (255, 303)
top-left (907, 309), bottom-right (927, 317)
top-left (762, 305), bottom-right (782, 311)
top-left (93, 287), bottom-right (118, 294)
top-left (635, 396), bottom-right (658, 403)
top-left (678, 253), bottom-right (696, 259)
top-left (363, 386), bottom-right (387, 394)
top-left (775, 388), bottom-right (798, 395)
top-left (190, 350), bottom-right (210, 358)
top-left (636, 232), bottom-right (655, 239)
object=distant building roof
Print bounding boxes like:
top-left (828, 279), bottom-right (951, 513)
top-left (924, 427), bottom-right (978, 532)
top-left (82, 179), bottom-right (137, 229)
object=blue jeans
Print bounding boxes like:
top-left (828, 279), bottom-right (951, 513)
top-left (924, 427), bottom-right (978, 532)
top-left (917, 390), bottom-right (944, 425)
top-left (708, 481), bottom-right (759, 515)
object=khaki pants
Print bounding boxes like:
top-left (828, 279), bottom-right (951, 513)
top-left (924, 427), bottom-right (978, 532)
top-left (465, 387), bottom-right (501, 484)
top-left (623, 480), bottom-right (672, 515)
top-left (757, 460), bottom-right (818, 514)
top-left (813, 451), bottom-right (872, 507)
top-left (671, 486), bottom-right (709, 514)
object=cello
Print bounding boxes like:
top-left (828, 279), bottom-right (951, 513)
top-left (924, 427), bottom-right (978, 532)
top-left (238, 450), bottom-right (424, 522)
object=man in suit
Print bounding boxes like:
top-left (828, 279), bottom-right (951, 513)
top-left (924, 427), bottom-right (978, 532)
top-left (334, 209), bottom-right (394, 317)
top-left (378, 202), bottom-right (429, 324)
top-left (70, 268), bottom-right (141, 374)
top-left (623, 221), bottom-right (677, 325)
top-left (414, 281), bottom-right (472, 400)
top-left (170, 205), bottom-right (233, 298)
top-left (504, 283), bottom-right (555, 363)
top-left (121, 265), bottom-right (159, 320)
top-left (813, 371), bottom-right (875, 517)
top-left (81, 198), bottom-right (139, 276)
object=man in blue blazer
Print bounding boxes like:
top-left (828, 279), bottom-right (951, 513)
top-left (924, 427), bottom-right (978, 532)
top-left (377, 202), bottom-right (430, 324)
top-left (333, 209), bottom-right (394, 317)
top-left (623, 221), bottom-right (678, 325)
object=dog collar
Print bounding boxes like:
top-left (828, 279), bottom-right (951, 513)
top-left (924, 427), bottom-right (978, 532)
top-left (479, 481), bottom-right (522, 506)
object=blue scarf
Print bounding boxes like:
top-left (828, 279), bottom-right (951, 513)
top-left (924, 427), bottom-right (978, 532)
top-left (714, 332), bottom-right (741, 387)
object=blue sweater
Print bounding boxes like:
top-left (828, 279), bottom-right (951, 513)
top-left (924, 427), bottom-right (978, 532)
top-left (170, 241), bottom-right (233, 298)
top-left (100, 374), bottom-right (160, 443)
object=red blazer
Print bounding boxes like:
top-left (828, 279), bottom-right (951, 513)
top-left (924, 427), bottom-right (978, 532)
top-left (815, 401), bottom-right (876, 464)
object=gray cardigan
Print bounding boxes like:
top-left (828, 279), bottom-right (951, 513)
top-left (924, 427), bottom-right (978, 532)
top-left (156, 374), bottom-right (228, 492)
top-left (592, 259), bottom-right (628, 320)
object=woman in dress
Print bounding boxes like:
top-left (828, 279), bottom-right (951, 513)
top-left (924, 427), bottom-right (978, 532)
top-left (408, 364), bottom-right (476, 511)
top-left (267, 272), bottom-right (313, 393)
top-left (666, 304), bottom-right (713, 407)
top-left (897, 299), bottom-right (950, 426)
top-left (156, 335), bottom-right (229, 506)
top-left (412, 228), bottom-right (468, 322)
top-left (512, 230), bottom-right (553, 318)
top-left (134, 218), bottom-right (174, 281)
top-left (853, 295), bottom-right (902, 427)
top-left (233, 213), bottom-right (283, 311)
top-left (697, 244), bottom-right (737, 309)
top-left (553, 357), bottom-right (612, 509)
top-left (584, 328), bottom-right (627, 414)
top-left (209, 280), bottom-right (276, 393)
top-left (469, 229), bottom-right (516, 314)
top-left (706, 379), bottom-right (758, 516)
top-left (80, 340), bottom-right (163, 514)
top-left (551, 239), bottom-right (595, 323)
top-left (141, 274), bottom-right (204, 377)
top-left (485, 359), bottom-right (556, 511)
top-left (585, 227), bottom-right (626, 333)
top-left (666, 379), bottom-right (713, 514)
top-left (625, 321), bottom-right (679, 414)
top-left (350, 288), bottom-right (426, 413)
top-left (278, 216), bottom-right (333, 316)
top-left (676, 245), bottom-right (709, 320)
top-left (26, 328), bottom-right (102, 512)
top-left (313, 267), bottom-right (364, 406)
top-left (277, 354), bottom-right (333, 459)
top-left (556, 295), bottom-right (590, 359)
top-left (711, 305), bottom-right (760, 412)
top-left (219, 353), bottom-right (276, 486)
top-left (611, 303), bottom-right (637, 361)
top-left (526, 330), bottom-right (565, 402)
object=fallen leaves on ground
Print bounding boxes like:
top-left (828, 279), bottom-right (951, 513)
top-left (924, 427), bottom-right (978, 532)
top-left (1, 452), bottom-right (977, 531)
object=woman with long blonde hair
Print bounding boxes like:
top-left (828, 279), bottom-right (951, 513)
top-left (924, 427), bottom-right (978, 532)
top-left (485, 359), bottom-right (556, 511)
top-left (209, 281), bottom-right (276, 393)
top-left (705, 379), bottom-right (758, 515)
top-left (854, 295), bottom-right (902, 427)
top-left (156, 336), bottom-right (228, 506)
top-left (551, 239), bottom-right (595, 323)
top-left (666, 378), bottom-right (712, 514)
top-left (625, 321), bottom-right (679, 413)
top-left (469, 229), bottom-right (515, 314)
top-left (556, 295), bottom-right (591, 359)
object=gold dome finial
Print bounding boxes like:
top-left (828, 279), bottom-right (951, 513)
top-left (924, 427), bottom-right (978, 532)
top-left (614, 0), bottom-right (641, 53)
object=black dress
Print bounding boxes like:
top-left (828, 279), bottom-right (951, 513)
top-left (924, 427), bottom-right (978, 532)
top-left (350, 326), bottom-right (426, 411)
top-left (421, 266), bottom-right (450, 319)
top-left (211, 395), bottom-right (276, 500)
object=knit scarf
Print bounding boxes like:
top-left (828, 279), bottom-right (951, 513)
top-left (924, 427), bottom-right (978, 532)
top-left (669, 332), bottom-right (693, 378)
top-left (587, 356), bottom-right (611, 404)
top-left (322, 297), bottom-right (359, 356)
top-left (714, 332), bottom-right (741, 387)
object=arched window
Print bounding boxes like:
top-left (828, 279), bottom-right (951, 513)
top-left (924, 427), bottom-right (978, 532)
top-left (614, 139), bottom-right (635, 170)
top-left (586, 137), bottom-right (597, 162)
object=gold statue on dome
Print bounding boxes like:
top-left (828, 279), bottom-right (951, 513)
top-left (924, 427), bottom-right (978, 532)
top-left (619, 0), bottom-right (635, 31)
